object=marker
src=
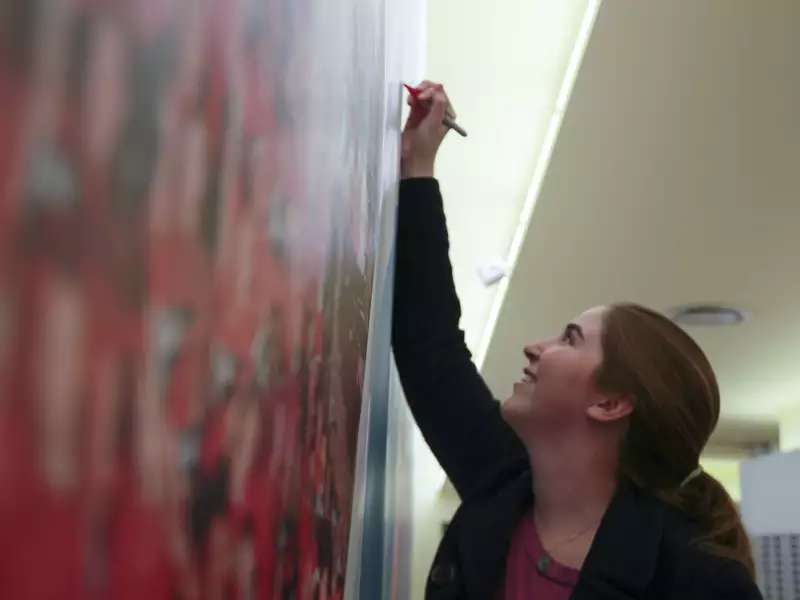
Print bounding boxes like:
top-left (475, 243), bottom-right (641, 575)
top-left (404, 84), bottom-right (468, 138)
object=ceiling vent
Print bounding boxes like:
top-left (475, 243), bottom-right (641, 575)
top-left (668, 304), bottom-right (749, 327)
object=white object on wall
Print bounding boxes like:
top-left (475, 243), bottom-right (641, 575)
top-left (741, 451), bottom-right (800, 597)
top-left (477, 260), bottom-right (509, 287)
top-left (740, 450), bottom-right (800, 536)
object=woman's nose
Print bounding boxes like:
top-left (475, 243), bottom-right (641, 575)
top-left (523, 343), bottom-right (541, 363)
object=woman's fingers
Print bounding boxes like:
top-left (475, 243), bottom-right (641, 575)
top-left (419, 83), bottom-right (457, 120)
top-left (405, 81), bottom-right (457, 136)
top-left (422, 90), bottom-right (449, 131)
top-left (401, 83), bottom-right (452, 178)
top-left (416, 83), bottom-right (456, 119)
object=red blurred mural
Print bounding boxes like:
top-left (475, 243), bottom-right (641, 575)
top-left (0, 1), bottom-right (399, 598)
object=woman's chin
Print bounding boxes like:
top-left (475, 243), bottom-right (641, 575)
top-left (501, 392), bottom-right (533, 427)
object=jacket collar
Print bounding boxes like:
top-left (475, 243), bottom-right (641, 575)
top-left (573, 479), bottom-right (665, 599)
top-left (456, 469), bottom-right (665, 600)
top-left (456, 465), bottom-right (533, 600)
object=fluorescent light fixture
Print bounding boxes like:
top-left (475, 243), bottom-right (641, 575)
top-left (475, 0), bottom-right (603, 369)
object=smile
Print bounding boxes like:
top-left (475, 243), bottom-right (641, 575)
top-left (521, 368), bottom-right (537, 384)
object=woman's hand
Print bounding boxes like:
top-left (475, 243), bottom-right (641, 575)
top-left (401, 81), bottom-right (455, 179)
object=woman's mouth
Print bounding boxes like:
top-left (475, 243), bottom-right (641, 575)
top-left (520, 368), bottom-right (537, 384)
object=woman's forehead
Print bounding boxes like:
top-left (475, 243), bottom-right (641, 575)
top-left (573, 306), bottom-right (609, 335)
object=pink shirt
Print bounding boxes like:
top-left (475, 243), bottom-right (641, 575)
top-left (497, 509), bottom-right (581, 600)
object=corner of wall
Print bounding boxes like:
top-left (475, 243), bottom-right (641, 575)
top-left (779, 402), bottom-right (800, 451)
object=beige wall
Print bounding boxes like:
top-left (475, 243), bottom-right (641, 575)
top-left (700, 457), bottom-right (742, 502)
top-left (779, 404), bottom-right (800, 451)
top-left (410, 481), bottom-right (460, 599)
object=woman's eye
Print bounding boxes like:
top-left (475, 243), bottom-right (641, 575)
top-left (561, 331), bottom-right (574, 345)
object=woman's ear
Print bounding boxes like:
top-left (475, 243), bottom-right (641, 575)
top-left (586, 393), bottom-right (634, 423)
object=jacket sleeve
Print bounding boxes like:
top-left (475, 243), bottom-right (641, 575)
top-left (703, 560), bottom-right (763, 600)
top-left (392, 178), bottom-right (524, 498)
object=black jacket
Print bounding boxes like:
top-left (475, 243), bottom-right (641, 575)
top-left (391, 178), bottom-right (762, 600)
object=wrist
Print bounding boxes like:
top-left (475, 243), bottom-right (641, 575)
top-left (401, 160), bottom-right (435, 179)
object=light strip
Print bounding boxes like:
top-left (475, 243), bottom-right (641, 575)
top-left (475, 0), bottom-right (603, 369)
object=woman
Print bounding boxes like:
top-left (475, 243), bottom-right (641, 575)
top-left (393, 82), bottom-right (762, 600)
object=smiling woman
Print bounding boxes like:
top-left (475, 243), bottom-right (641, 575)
top-left (503, 308), bottom-right (612, 444)
top-left (393, 81), bottom-right (762, 600)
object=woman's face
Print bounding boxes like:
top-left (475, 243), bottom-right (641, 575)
top-left (502, 306), bottom-right (609, 439)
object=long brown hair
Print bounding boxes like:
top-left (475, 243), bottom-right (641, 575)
top-left (596, 303), bottom-right (754, 576)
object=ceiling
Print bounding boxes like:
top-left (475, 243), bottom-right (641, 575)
top-left (426, 0), bottom-right (593, 353)
top-left (479, 0), bottom-right (800, 424)
top-left (412, 0), bottom-right (594, 492)
top-left (410, 3), bottom-right (797, 593)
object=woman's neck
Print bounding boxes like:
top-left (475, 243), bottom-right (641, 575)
top-left (528, 436), bottom-right (619, 537)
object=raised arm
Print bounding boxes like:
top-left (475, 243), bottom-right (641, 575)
top-left (392, 83), bottom-right (524, 498)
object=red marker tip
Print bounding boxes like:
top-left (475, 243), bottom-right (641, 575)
top-left (403, 83), bottom-right (421, 98)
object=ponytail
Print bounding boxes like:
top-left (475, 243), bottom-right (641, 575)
top-left (652, 471), bottom-right (755, 577)
top-left (598, 304), bottom-right (756, 579)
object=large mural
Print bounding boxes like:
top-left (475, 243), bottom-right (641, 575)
top-left (0, 0), bottom-right (402, 598)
